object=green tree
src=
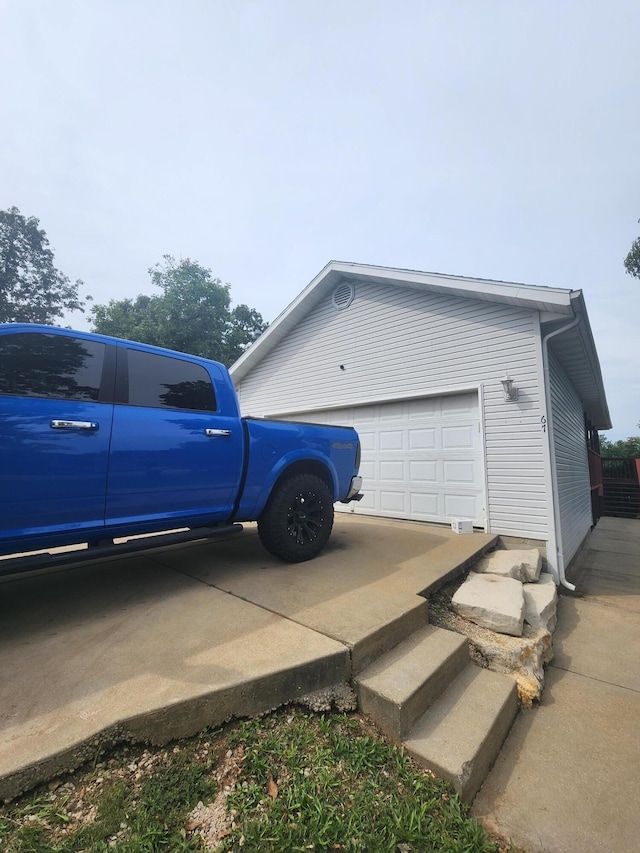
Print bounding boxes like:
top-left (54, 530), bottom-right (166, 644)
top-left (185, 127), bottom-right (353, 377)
top-left (91, 255), bottom-right (267, 365)
top-left (90, 294), bottom-right (166, 348)
top-left (600, 425), bottom-right (640, 458)
top-left (624, 219), bottom-right (640, 279)
top-left (0, 206), bottom-right (85, 324)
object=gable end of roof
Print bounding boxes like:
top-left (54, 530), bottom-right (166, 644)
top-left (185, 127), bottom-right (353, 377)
top-left (230, 261), bottom-right (610, 429)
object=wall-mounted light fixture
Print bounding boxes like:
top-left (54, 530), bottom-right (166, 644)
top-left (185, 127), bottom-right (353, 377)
top-left (501, 374), bottom-right (518, 402)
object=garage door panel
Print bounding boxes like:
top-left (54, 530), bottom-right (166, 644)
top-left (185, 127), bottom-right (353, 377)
top-left (408, 397), bottom-right (439, 418)
top-left (359, 460), bottom-right (377, 480)
top-left (289, 392), bottom-right (484, 526)
top-left (380, 460), bottom-right (405, 481)
top-left (442, 425), bottom-right (476, 449)
top-left (379, 402), bottom-right (405, 421)
top-left (380, 491), bottom-right (406, 512)
top-left (443, 460), bottom-right (477, 484)
top-left (359, 431), bottom-right (376, 451)
top-left (444, 494), bottom-right (478, 518)
top-left (380, 430), bottom-right (404, 450)
top-left (410, 492), bottom-right (439, 516)
top-left (409, 460), bottom-right (438, 482)
top-left (409, 428), bottom-right (437, 449)
top-left (442, 393), bottom-right (478, 416)
top-left (357, 491), bottom-right (377, 511)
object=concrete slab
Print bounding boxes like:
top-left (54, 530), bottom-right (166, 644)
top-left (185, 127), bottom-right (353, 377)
top-left (552, 596), bottom-right (640, 691)
top-left (567, 554), bottom-right (640, 612)
top-left (581, 534), bottom-right (640, 555)
top-left (473, 666), bottom-right (640, 853)
top-left (588, 516), bottom-right (640, 541)
top-left (158, 515), bottom-right (495, 599)
top-left (155, 516), bottom-right (496, 669)
top-left (593, 516), bottom-right (640, 535)
top-left (570, 547), bottom-right (640, 579)
top-left (473, 516), bottom-right (640, 852)
top-left (567, 516), bottom-right (640, 610)
top-left (0, 554), bottom-right (348, 801)
top-left (0, 514), bottom-right (494, 801)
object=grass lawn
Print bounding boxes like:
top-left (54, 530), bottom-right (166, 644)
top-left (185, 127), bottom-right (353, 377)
top-left (0, 708), bottom-right (515, 852)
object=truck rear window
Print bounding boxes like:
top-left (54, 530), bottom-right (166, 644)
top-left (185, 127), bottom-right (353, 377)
top-left (123, 348), bottom-right (217, 412)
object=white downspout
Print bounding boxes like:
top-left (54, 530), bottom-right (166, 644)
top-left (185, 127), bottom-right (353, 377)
top-left (542, 316), bottom-right (581, 591)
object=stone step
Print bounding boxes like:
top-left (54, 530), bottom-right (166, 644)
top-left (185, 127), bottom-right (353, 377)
top-left (354, 624), bottom-right (470, 740)
top-left (403, 664), bottom-right (518, 803)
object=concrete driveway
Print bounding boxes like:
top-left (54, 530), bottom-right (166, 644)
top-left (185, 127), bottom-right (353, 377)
top-left (0, 514), bottom-right (494, 801)
top-left (473, 516), bottom-right (640, 852)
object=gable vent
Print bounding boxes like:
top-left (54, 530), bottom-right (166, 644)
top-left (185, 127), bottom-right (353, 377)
top-left (333, 282), bottom-right (355, 311)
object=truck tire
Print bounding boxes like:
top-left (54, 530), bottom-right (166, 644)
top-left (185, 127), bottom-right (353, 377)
top-left (258, 473), bottom-right (334, 562)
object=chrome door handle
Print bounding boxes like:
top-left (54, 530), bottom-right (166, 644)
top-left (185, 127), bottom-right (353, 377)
top-left (205, 428), bottom-right (231, 437)
top-left (50, 420), bottom-right (99, 431)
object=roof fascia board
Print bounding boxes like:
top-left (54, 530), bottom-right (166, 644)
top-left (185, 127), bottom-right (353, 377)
top-left (329, 261), bottom-right (574, 309)
top-left (569, 291), bottom-right (612, 429)
top-left (231, 262), bottom-right (342, 380)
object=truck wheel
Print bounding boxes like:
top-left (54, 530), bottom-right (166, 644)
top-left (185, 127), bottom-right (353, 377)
top-left (258, 473), bottom-right (334, 562)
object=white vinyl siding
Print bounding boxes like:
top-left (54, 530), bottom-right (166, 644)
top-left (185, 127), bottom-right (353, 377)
top-left (236, 281), bottom-right (548, 540)
top-left (548, 350), bottom-right (592, 567)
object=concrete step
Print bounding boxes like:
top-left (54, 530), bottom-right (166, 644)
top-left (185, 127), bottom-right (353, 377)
top-left (349, 594), bottom-right (429, 676)
top-left (355, 624), bottom-right (470, 740)
top-left (403, 664), bottom-right (518, 803)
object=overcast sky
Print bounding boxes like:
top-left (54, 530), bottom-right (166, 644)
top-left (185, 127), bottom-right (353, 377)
top-left (1, 0), bottom-right (638, 438)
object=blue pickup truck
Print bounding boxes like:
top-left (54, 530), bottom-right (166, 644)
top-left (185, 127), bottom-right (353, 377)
top-left (0, 324), bottom-right (362, 572)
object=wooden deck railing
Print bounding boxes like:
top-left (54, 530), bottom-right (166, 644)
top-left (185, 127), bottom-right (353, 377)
top-left (602, 457), bottom-right (640, 483)
top-left (602, 456), bottom-right (640, 518)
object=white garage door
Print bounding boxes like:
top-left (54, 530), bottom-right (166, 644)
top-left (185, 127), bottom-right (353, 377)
top-left (288, 392), bottom-right (484, 526)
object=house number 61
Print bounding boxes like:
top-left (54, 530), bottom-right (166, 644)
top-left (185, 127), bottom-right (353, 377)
top-left (541, 416), bottom-right (547, 433)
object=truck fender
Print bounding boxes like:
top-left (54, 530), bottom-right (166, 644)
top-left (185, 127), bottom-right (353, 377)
top-left (249, 449), bottom-right (339, 519)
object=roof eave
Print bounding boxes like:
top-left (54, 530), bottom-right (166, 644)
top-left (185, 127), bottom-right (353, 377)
top-left (570, 291), bottom-right (612, 430)
top-left (231, 261), bottom-right (343, 383)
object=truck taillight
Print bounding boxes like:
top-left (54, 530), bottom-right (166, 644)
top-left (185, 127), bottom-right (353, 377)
top-left (355, 440), bottom-right (361, 470)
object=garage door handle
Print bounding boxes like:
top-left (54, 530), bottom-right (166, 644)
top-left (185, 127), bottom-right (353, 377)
top-left (205, 428), bottom-right (231, 437)
top-left (50, 420), bottom-right (99, 431)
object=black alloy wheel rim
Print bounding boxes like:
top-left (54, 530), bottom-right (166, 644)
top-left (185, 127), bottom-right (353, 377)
top-left (287, 490), bottom-right (324, 544)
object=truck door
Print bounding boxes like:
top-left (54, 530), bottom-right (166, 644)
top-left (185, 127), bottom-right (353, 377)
top-left (0, 330), bottom-right (114, 548)
top-left (105, 345), bottom-right (244, 527)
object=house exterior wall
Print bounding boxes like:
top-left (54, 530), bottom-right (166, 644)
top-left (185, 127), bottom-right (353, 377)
top-left (235, 280), bottom-right (549, 540)
top-left (548, 349), bottom-right (593, 568)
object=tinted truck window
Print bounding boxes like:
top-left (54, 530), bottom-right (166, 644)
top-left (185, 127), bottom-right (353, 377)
top-left (124, 348), bottom-right (217, 412)
top-left (0, 332), bottom-right (105, 401)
